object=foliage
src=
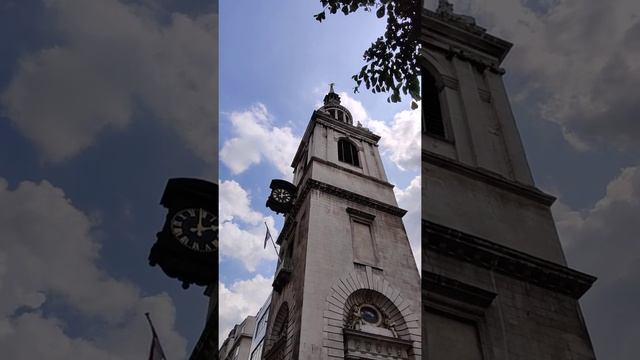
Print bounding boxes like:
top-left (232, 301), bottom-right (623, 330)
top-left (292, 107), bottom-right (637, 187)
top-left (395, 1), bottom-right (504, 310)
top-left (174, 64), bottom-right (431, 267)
top-left (315, 0), bottom-right (421, 106)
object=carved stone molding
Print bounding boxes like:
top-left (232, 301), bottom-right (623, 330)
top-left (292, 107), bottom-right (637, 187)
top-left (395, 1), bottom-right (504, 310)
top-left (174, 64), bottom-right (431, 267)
top-left (322, 270), bottom-right (421, 359)
top-left (276, 178), bottom-right (406, 246)
top-left (423, 149), bottom-right (556, 206)
top-left (423, 271), bottom-right (496, 309)
top-left (314, 110), bottom-right (380, 143)
top-left (441, 74), bottom-right (459, 90)
top-left (346, 207), bottom-right (376, 221)
top-left (343, 329), bottom-right (413, 360)
top-left (421, 8), bottom-right (512, 68)
top-left (302, 179), bottom-right (406, 218)
top-left (423, 220), bottom-right (596, 299)
top-left (311, 156), bottom-right (395, 188)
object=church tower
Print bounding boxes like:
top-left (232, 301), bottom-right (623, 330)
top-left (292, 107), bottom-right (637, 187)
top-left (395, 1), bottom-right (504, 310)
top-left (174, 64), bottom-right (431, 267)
top-left (262, 86), bottom-right (422, 359)
top-left (421, 2), bottom-right (597, 359)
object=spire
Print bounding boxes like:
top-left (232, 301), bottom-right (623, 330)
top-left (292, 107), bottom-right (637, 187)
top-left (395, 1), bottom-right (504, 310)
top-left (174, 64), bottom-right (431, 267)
top-left (323, 83), bottom-right (341, 106)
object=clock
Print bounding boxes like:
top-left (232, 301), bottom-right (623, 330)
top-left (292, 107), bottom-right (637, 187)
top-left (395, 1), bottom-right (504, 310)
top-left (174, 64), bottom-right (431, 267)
top-left (266, 179), bottom-right (297, 214)
top-left (271, 188), bottom-right (293, 204)
top-left (170, 208), bottom-right (218, 252)
top-left (148, 178), bottom-right (218, 289)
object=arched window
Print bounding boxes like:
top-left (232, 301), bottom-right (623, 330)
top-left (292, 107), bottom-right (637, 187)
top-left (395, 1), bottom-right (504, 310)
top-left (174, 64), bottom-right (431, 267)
top-left (338, 139), bottom-right (360, 167)
top-left (343, 289), bottom-right (409, 339)
top-left (422, 69), bottom-right (446, 138)
top-left (265, 303), bottom-right (289, 360)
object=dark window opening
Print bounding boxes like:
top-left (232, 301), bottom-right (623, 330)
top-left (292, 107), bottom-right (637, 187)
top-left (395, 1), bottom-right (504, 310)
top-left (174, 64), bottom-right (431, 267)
top-left (422, 70), bottom-right (445, 138)
top-left (338, 139), bottom-right (360, 167)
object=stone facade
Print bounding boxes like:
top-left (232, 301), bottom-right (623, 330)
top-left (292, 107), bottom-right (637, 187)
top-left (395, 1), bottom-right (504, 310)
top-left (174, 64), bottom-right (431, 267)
top-left (262, 90), bottom-right (421, 359)
top-left (421, 2), bottom-right (597, 359)
top-left (220, 316), bottom-right (256, 360)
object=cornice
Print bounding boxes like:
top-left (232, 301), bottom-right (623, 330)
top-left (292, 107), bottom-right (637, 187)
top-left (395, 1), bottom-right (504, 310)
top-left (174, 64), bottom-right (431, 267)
top-left (423, 271), bottom-right (496, 309)
top-left (343, 328), bottom-right (413, 346)
top-left (276, 178), bottom-right (406, 244)
top-left (311, 156), bottom-right (395, 189)
top-left (423, 150), bottom-right (556, 206)
top-left (421, 9), bottom-right (512, 66)
top-left (314, 110), bottom-right (381, 143)
top-left (283, 178), bottom-right (406, 226)
top-left (307, 179), bottom-right (406, 217)
top-left (423, 220), bottom-right (596, 299)
top-left (346, 207), bottom-right (376, 221)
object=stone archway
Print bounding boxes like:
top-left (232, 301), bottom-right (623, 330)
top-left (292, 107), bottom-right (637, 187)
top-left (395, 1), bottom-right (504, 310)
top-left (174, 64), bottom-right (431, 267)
top-left (265, 302), bottom-right (289, 360)
top-left (321, 270), bottom-right (421, 359)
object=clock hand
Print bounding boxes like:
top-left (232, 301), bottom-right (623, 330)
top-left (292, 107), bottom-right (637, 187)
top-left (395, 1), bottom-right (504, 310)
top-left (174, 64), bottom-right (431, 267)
top-left (203, 224), bottom-right (218, 231)
top-left (189, 209), bottom-right (204, 236)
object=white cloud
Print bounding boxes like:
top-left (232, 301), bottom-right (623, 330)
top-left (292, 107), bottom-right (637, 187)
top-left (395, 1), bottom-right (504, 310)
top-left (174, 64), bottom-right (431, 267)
top-left (220, 104), bottom-right (299, 178)
top-left (451, 0), bottom-right (640, 151)
top-left (219, 275), bottom-right (272, 346)
top-left (338, 92), bottom-right (369, 126)
top-left (219, 180), bottom-right (279, 272)
top-left (368, 106), bottom-right (422, 171)
top-left (339, 92), bottom-right (421, 171)
top-left (552, 166), bottom-right (640, 359)
top-left (0, 178), bottom-right (186, 359)
top-left (394, 176), bottom-right (422, 271)
top-left (1, 0), bottom-right (217, 163)
top-left (219, 180), bottom-right (264, 224)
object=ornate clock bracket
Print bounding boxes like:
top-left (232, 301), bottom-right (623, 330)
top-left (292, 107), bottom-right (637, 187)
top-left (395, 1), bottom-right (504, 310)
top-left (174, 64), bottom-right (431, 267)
top-left (265, 179), bottom-right (297, 215)
top-left (148, 178), bottom-right (218, 289)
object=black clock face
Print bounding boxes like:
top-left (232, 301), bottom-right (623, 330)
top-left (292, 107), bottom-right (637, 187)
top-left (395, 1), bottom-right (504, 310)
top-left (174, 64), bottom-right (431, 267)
top-left (170, 208), bottom-right (218, 253)
top-left (272, 188), bottom-right (292, 204)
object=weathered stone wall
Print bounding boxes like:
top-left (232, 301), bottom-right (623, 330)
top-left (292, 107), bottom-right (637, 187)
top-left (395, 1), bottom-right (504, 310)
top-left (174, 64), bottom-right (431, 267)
top-left (299, 187), bottom-right (422, 359)
top-left (423, 159), bottom-right (566, 264)
top-left (424, 250), bottom-right (595, 360)
top-left (262, 197), bottom-right (311, 360)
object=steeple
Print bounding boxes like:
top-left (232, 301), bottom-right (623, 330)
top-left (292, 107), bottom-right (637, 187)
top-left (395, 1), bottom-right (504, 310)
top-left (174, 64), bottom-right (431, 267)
top-left (319, 84), bottom-right (353, 125)
top-left (261, 81), bottom-right (421, 360)
top-left (322, 83), bottom-right (340, 106)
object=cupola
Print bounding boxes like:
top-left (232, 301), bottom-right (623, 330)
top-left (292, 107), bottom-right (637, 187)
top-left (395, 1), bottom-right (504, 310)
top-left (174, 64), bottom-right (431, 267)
top-left (319, 83), bottom-right (353, 125)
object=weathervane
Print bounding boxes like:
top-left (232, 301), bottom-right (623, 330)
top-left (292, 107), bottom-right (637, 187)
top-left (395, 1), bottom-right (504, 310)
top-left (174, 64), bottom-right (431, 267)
top-left (437, 0), bottom-right (454, 15)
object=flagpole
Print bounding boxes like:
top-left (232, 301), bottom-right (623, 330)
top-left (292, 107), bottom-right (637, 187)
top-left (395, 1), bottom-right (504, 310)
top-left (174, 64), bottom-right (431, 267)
top-left (145, 312), bottom-right (167, 360)
top-left (145, 312), bottom-right (158, 335)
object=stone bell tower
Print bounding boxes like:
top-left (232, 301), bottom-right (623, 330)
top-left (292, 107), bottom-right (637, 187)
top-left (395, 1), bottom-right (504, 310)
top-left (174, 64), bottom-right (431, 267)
top-left (421, 1), bottom-right (597, 359)
top-left (262, 86), bottom-right (422, 360)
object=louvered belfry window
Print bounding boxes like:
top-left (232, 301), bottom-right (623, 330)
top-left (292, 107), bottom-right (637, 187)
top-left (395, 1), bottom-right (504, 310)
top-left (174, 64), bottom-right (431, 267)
top-left (338, 139), bottom-right (360, 167)
top-left (422, 70), bottom-right (446, 138)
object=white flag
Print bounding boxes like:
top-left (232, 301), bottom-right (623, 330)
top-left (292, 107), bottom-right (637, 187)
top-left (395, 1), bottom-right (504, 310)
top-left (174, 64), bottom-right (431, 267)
top-left (264, 222), bottom-right (272, 249)
top-left (145, 313), bottom-right (167, 360)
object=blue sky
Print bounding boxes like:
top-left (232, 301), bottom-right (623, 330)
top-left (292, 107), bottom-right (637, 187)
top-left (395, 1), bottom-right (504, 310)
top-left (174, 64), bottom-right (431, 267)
top-left (0, 0), bottom-right (216, 358)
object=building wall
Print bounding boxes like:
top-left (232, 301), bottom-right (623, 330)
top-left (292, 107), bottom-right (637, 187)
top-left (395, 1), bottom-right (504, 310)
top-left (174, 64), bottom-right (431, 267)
top-left (301, 188), bottom-right (422, 358)
top-left (264, 107), bottom-right (422, 359)
top-left (420, 4), bottom-right (596, 360)
top-left (220, 316), bottom-right (256, 360)
top-left (424, 251), bottom-right (595, 360)
top-left (423, 160), bottom-right (566, 264)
